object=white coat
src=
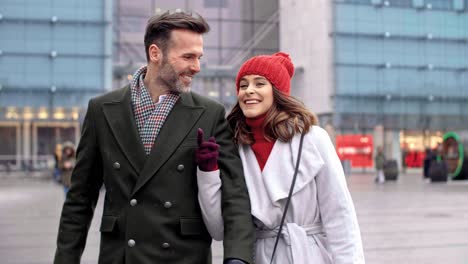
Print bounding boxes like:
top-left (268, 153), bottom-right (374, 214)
top-left (197, 126), bottom-right (365, 264)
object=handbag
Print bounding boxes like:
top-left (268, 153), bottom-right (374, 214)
top-left (270, 133), bottom-right (305, 264)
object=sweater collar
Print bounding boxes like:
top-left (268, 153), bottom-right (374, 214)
top-left (246, 114), bottom-right (267, 141)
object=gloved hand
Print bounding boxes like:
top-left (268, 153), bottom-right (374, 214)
top-left (224, 259), bottom-right (248, 264)
top-left (195, 128), bottom-right (219, 171)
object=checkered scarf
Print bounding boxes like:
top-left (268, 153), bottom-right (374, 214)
top-left (130, 66), bottom-right (180, 154)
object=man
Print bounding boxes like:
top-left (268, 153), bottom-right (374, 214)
top-left (54, 11), bottom-right (254, 264)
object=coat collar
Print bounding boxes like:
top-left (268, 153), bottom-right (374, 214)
top-left (240, 132), bottom-right (325, 207)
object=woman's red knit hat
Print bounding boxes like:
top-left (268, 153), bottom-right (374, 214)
top-left (236, 52), bottom-right (295, 95)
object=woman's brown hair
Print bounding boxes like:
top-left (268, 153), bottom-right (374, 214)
top-left (227, 88), bottom-right (318, 145)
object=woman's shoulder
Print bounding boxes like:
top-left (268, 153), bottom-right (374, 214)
top-left (301, 125), bottom-right (335, 153)
top-left (305, 125), bottom-right (330, 141)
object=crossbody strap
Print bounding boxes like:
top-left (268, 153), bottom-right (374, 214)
top-left (270, 133), bottom-right (305, 264)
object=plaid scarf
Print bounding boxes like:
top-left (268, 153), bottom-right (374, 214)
top-left (130, 66), bottom-right (180, 154)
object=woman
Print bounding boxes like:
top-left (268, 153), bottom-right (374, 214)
top-left (53, 143), bottom-right (62, 183)
top-left (196, 52), bottom-right (364, 264)
top-left (59, 141), bottom-right (76, 194)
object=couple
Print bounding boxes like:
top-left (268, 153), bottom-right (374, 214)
top-left (54, 11), bottom-right (364, 264)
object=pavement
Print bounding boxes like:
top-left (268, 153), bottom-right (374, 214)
top-left (0, 171), bottom-right (467, 264)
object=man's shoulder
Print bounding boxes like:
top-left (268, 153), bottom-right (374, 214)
top-left (91, 85), bottom-right (129, 104)
top-left (184, 91), bottom-right (224, 109)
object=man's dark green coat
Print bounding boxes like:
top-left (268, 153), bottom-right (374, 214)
top-left (54, 86), bottom-right (255, 264)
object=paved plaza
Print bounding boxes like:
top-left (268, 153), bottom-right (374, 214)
top-left (0, 171), bottom-right (467, 264)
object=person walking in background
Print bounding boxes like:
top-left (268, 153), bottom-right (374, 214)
top-left (374, 146), bottom-right (385, 184)
top-left (196, 52), bottom-right (365, 263)
top-left (423, 147), bottom-right (436, 178)
top-left (52, 143), bottom-right (62, 183)
top-left (54, 11), bottom-right (254, 264)
top-left (58, 141), bottom-right (75, 194)
top-left (401, 144), bottom-right (408, 174)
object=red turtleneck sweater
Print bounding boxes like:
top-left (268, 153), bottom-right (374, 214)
top-left (245, 115), bottom-right (276, 171)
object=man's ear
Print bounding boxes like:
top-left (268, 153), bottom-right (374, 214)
top-left (148, 44), bottom-right (161, 62)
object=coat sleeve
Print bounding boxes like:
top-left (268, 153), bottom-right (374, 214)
top-left (197, 168), bottom-right (224, 241)
top-left (211, 106), bottom-right (255, 264)
top-left (54, 99), bottom-right (103, 264)
top-left (312, 127), bottom-right (365, 264)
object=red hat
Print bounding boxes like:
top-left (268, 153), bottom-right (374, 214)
top-left (236, 52), bottom-right (295, 95)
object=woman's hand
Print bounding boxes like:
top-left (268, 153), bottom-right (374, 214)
top-left (195, 128), bottom-right (219, 172)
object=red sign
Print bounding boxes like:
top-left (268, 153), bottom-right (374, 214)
top-left (405, 151), bottom-right (424, 168)
top-left (336, 135), bottom-right (373, 168)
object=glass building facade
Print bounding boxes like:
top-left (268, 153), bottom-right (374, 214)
top-left (331, 0), bottom-right (468, 166)
top-left (0, 0), bottom-right (112, 170)
top-left (333, 0), bottom-right (468, 133)
top-left (281, 0), bottom-right (468, 168)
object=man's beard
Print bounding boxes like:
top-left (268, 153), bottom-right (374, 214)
top-left (157, 59), bottom-right (191, 93)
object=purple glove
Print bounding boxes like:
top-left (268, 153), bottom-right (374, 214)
top-left (195, 128), bottom-right (219, 171)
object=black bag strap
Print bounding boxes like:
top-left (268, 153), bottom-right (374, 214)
top-left (270, 133), bottom-right (305, 264)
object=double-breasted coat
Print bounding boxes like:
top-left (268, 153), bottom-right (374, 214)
top-left (198, 126), bottom-right (365, 264)
top-left (54, 86), bottom-right (255, 264)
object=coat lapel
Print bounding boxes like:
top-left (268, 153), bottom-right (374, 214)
top-left (102, 86), bottom-right (146, 173)
top-left (132, 92), bottom-right (205, 196)
top-left (262, 133), bottom-right (325, 203)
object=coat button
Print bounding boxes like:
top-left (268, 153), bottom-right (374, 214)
top-left (113, 162), bottom-right (120, 170)
top-left (128, 239), bottom-right (136, 247)
top-left (130, 199), bottom-right (137, 207)
top-left (177, 164), bottom-right (184, 171)
top-left (163, 201), bottom-right (172, 208)
top-left (162, 242), bottom-right (170, 249)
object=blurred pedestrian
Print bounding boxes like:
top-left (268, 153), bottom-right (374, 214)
top-left (53, 144), bottom-right (62, 183)
top-left (401, 144), bottom-right (408, 173)
top-left (197, 52), bottom-right (365, 263)
top-left (54, 11), bottom-right (254, 264)
top-left (374, 146), bottom-right (385, 183)
top-left (423, 147), bottom-right (436, 178)
top-left (58, 141), bottom-right (75, 194)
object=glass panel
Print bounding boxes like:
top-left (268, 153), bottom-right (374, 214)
top-left (425, 0), bottom-right (452, 9)
top-left (204, 0), bottom-right (228, 8)
top-left (59, 127), bottom-right (76, 143)
top-left (388, 0), bottom-right (412, 7)
top-left (0, 127), bottom-right (17, 155)
top-left (0, 126), bottom-right (17, 169)
top-left (346, 0), bottom-right (372, 4)
top-left (37, 127), bottom-right (55, 156)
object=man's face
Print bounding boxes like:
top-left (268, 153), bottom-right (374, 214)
top-left (157, 29), bottom-right (204, 93)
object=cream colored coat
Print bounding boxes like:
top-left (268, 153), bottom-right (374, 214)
top-left (198, 126), bottom-right (365, 264)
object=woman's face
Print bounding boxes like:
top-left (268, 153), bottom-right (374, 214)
top-left (237, 75), bottom-right (274, 118)
top-left (64, 148), bottom-right (73, 155)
